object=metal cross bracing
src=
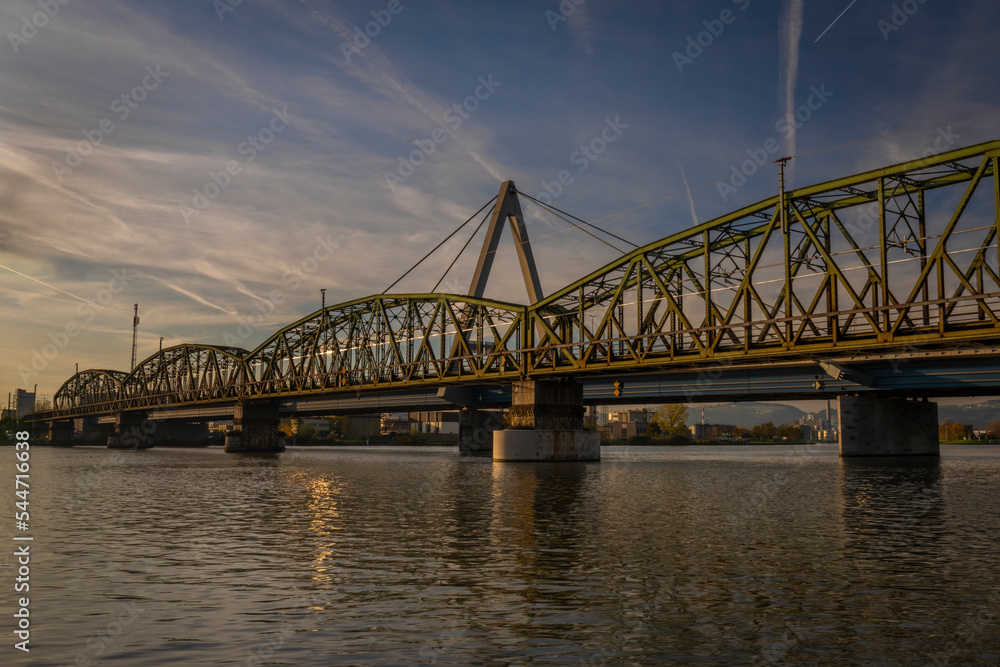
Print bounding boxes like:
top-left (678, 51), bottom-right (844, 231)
top-left (51, 369), bottom-right (127, 413)
top-left (48, 296), bottom-right (528, 418)
top-left (53, 344), bottom-right (248, 413)
top-left (122, 344), bottom-right (248, 407)
top-left (245, 294), bottom-right (526, 394)
top-left (526, 139), bottom-right (1000, 372)
top-left (36, 139), bottom-right (1000, 420)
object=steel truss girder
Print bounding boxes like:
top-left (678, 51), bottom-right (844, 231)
top-left (527, 140), bottom-right (1000, 372)
top-left (35, 140), bottom-right (1000, 419)
top-left (53, 369), bottom-right (127, 413)
top-left (243, 294), bottom-right (526, 398)
top-left (120, 344), bottom-right (249, 409)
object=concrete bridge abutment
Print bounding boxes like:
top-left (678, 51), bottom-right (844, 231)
top-left (838, 395), bottom-right (940, 457)
top-left (225, 399), bottom-right (284, 453)
top-left (493, 379), bottom-right (600, 462)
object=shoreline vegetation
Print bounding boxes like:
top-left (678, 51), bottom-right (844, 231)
top-left (5, 414), bottom-right (1000, 448)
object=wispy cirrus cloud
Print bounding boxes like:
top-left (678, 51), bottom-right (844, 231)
top-left (1, 0), bottom-right (998, 397)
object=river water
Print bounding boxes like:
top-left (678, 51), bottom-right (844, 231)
top-left (5, 443), bottom-right (1000, 666)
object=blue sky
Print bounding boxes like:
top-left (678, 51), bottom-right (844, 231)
top-left (2, 0), bottom-right (999, 403)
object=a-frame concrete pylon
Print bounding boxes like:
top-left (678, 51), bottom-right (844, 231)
top-left (467, 180), bottom-right (544, 304)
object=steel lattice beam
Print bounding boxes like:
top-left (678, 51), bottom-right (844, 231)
top-left (29, 139), bottom-right (1000, 421)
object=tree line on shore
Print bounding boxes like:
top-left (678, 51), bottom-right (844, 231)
top-left (5, 410), bottom-right (999, 447)
top-left (624, 405), bottom-right (805, 445)
top-left (938, 418), bottom-right (1000, 442)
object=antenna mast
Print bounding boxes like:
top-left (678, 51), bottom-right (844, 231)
top-left (775, 157), bottom-right (793, 342)
top-left (131, 304), bottom-right (140, 370)
top-left (775, 156), bottom-right (792, 235)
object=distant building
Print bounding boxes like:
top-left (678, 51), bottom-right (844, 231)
top-left (690, 423), bottom-right (741, 440)
top-left (795, 414), bottom-right (837, 442)
top-left (292, 418), bottom-right (331, 435)
top-left (15, 389), bottom-right (35, 418)
top-left (346, 415), bottom-right (380, 439)
top-left (609, 409), bottom-right (653, 424)
top-left (410, 411), bottom-right (459, 435)
top-left (207, 420), bottom-right (233, 433)
top-left (608, 409), bottom-right (652, 439)
top-left (380, 412), bottom-right (410, 436)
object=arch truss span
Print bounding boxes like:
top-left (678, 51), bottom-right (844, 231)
top-left (34, 139), bottom-right (1000, 416)
top-left (53, 369), bottom-right (127, 413)
top-left (120, 344), bottom-right (250, 409)
top-left (527, 139), bottom-right (1000, 373)
top-left (244, 294), bottom-right (528, 395)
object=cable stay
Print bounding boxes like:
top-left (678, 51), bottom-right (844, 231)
top-left (519, 193), bottom-right (638, 253)
top-left (382, 196), bottom-right (497, 294)
top-left (432, 204), bottom-right (493, 293)
top-left (387, 180), bottom-right (643, 305)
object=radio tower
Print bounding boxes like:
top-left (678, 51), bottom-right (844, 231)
top-left (130, 304), bottom-right (140, 370)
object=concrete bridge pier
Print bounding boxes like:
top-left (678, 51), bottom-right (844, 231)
top-left (493, 379), bottom-right (600, 462)
top-left (108, 411), bottom-right (154, 449)
top-left (48, 419), bottom-right (75, 446)
top-left (838, 395), bottom-right (940, 457)
top-left (459, 407), bottom-right (502, 456)
top-left (155, 421), bottom-right (210, 446)
top-left (75, 416), bottom-right (103, 442)
top-left (226, 400), bottom-right (284, 453)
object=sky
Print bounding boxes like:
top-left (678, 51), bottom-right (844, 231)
top-left (2, 0), bottom-right (999, 404)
